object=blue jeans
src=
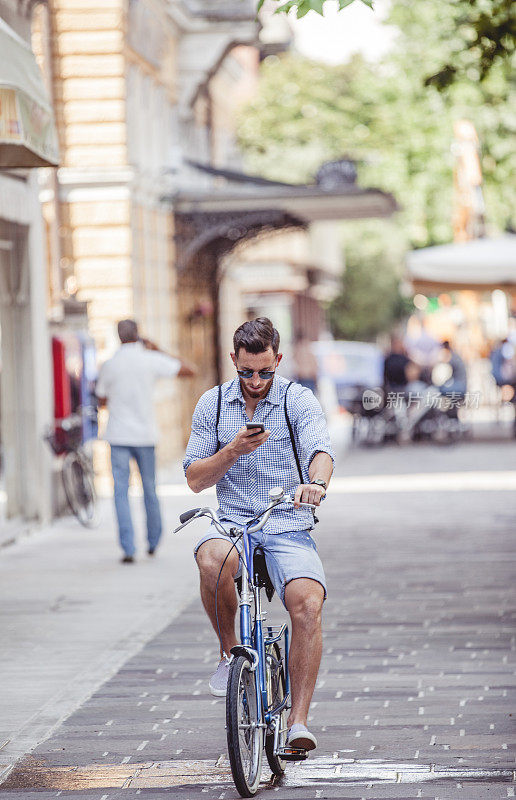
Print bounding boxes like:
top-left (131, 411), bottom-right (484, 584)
top-left (110, 445), bottom-right (162, 556)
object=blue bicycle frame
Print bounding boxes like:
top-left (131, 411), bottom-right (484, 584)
top-left (238, 525), bottom-right (290, 729)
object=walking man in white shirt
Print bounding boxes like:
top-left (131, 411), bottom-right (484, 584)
top-left (96, 319), bottom-right (196, 563)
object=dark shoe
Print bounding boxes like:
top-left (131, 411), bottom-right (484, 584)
top-left (121, 555), bottom-right (135, 564)
top-left (148, 548), bottom-right (156, 556)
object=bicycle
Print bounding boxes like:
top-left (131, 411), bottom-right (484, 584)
top-left (44, 411), bottom-right (98, 528)
top-left (174, 485), bottom-right (318, 797)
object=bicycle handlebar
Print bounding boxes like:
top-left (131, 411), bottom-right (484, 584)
top-left (173, 487), bottom-right (317, 536)
top-left (179, 507), bottom-right (201, 524)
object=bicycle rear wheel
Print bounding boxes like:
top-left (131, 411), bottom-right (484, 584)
top-left (265, 643), bottom-right (287, 776)
top-left (226, 655), bottom-right (263, 797)
top-left (62, 451), bottom-right (97, 528)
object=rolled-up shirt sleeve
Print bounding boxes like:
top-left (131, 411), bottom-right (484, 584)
top-left (292, 387), bottom-right (335, 474)
top-left (183, 391), bottom-right (218, 474)
top-left (149, 351), bottom-right (181, 379)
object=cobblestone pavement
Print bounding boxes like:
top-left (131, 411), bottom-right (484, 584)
top-left (1, 440), bottom-right (515, 799)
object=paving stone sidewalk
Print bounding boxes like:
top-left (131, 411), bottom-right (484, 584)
top-left (1, 444), bottom-right (516, 799)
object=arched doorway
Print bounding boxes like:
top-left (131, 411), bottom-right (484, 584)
top-left (174, 209), bottom-right (305, 442)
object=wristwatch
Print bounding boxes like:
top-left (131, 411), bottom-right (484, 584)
top-left (310, 479), bottom-right (327, 491)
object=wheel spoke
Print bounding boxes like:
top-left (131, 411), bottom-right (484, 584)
top-left (265, 643), bottom-right (288, 776)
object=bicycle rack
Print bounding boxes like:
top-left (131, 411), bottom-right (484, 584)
top-left (265, 624), bottom-right (287, 645)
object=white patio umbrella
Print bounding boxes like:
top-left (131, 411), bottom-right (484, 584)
top-left (407, 234), bottom-right (516, 291)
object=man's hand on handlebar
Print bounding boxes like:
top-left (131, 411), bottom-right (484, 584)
top-left (293, 483), bottom-right (326, 509)
top-left (175, 486), bottom-right (320, 536)
top-left (231, 426), bottom-right (270, 457)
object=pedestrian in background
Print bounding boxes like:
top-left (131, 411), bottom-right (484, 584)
top-left (490, 338), bottom-right (516, 388)
top-left (405, 317), bottom-right (440, 383)
top-left (96, 319), bottom-right (196, 563)
top-left (383, 335), bottom-right (411, 396)
top-left (438, 340), bottom-right (467, 399)
top-left (490, 337), bottom-right (516, 436)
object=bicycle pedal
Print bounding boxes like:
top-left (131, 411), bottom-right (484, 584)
top-left (277, 746), bottom-right (309, 761)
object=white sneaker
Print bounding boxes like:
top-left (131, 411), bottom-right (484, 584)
top-left (209, 656), bottom-right (231, 697)
top-left (287, 723), bottom-right (317, 751)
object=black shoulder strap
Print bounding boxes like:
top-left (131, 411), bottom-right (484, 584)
top-left (216, 384), bottom-right (222, 426)
top-left (285, 381), bottom-right (318, 523)
top-left (215, 384), bottom-right (222, 452)
top-left (284, 381), bottom-right (303, 484)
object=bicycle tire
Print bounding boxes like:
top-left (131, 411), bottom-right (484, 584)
top-left (226, 655), bottom-right (263, 797)
top-left (62, 451), bottom-right (98, 528)
top-left (265, 643), bottom-right (287, 776)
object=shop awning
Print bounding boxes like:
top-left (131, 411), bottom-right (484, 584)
top-left (170, 158), bottom-right (397, 222)
top-left (166, 159), bottom-right (398, 270)
top-left (406, 234), bottom-right (516, 292)
top-left (0, 18), bottom-right (59, 168)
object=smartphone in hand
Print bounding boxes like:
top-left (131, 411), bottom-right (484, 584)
top-left (246, 422), bottom-right (265, 435)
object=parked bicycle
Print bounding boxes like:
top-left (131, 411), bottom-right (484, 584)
top-left (174, 486), bottom-right (318, 797)
top-left (44, 409), bottom-right (98, 528)
top-left (346, 384), bottom-right (466, 447)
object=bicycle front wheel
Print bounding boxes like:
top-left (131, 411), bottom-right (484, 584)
top-left (226, 656), bottom-right (263, 797)
top-left (62, 452), bottom-right (97, 528)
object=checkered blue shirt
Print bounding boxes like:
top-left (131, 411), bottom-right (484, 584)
top-left (183, 375), bottom-right (334, 534)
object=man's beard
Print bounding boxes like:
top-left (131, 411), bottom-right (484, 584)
top-left (241, 379), bottom-right (273, 400)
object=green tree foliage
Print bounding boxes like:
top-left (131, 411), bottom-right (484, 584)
top-left (257, 0), bottom-right (372, 19)
top-left (327, 222), bottom-right (413, 342)
top-left (237, 54), bottom-right (459, 246)
top-left (266, 0), bottom-right (515, 86)
top-left (239, 0), bottom-right (515, 339)
top-left (238, 54), bottom-right (516, 245)
top-left (421, 0), bottom-right (516, 89)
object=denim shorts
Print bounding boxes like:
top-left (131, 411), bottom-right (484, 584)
top-left (194, 525), bottom-right (327, 606)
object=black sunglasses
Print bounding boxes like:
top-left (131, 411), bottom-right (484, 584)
top-left (236, 367), bottom-right (276, 380)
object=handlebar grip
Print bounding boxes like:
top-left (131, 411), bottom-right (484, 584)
top-left (179, 508), bottom-right (201, 524)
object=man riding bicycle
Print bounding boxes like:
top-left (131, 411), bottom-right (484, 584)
top-left (183, 317), bottom-right (334, 752)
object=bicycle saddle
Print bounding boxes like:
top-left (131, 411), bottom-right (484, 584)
top-left (253, 548), bottom-right (275, 601)
top-left (235, 547), bottom-right (275, 602)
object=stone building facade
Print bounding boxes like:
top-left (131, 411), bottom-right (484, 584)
top-left (38, 0), bottom-right (259, 461)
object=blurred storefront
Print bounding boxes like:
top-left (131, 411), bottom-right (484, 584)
top-left (218, 224), bottom-right (338, 381)
top-left (0, 2), bottom-right (59, 527)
